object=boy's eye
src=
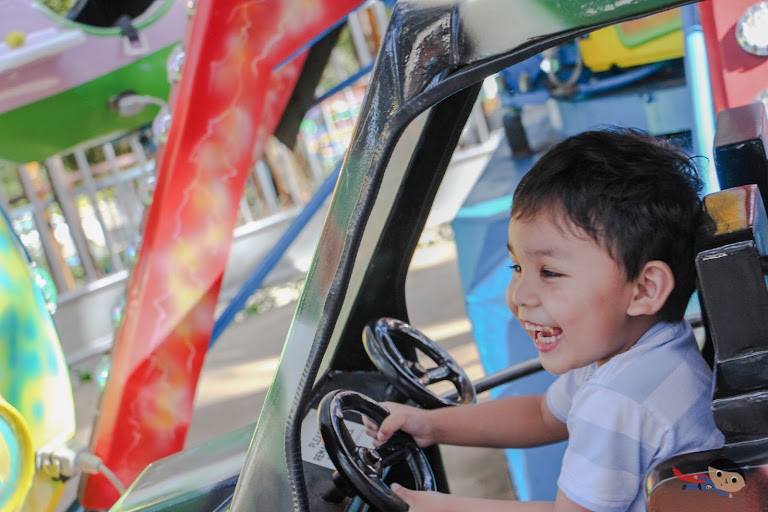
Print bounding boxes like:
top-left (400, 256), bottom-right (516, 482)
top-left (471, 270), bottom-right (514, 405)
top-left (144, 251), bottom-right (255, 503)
top-left (541, 268), bottom-right (561, 278)
top-left (508, 264), bottom-right (521, 273)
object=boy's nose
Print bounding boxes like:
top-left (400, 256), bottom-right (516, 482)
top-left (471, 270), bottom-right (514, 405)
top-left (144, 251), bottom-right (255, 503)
top-left (507, 274), bottom-right (539, 308)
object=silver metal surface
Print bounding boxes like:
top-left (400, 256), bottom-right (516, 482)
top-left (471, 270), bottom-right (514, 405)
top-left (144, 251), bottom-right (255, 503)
top-left (16, 163), bottom-right (70, 291)
top-left (73, 148), bottom-right (125, 273)
top-left (736, 2), bottom-right (768, 56)
top-left (45, 155), bottom-right (98, 281)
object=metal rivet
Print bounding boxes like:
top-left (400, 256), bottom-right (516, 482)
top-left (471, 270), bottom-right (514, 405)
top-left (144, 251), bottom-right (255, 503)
top-left (151, 106), bottom-right (173, 146)
top-left (166, 44), bottom-right (186, 84)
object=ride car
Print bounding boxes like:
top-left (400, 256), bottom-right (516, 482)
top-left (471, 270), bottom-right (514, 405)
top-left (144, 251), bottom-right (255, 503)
top-left (10, 0), bottom-right (768, 511)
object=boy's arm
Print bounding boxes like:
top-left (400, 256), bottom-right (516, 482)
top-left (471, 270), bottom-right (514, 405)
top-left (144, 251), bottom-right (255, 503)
top-left (428, 393), bottom-right (567, 448)
top-left (392, 485), bottom-right (593, 512)
top-left (375, 394), bottom-right (568, 448)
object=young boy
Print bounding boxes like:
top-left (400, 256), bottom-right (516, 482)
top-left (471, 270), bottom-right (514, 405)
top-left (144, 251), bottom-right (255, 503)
top-left (365, 128), bottom-right (725, 512)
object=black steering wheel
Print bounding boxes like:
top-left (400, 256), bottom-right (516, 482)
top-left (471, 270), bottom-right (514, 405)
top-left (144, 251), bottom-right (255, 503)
top-left (362, 317), bottom-right (476, 408)
top-left (318, 390), bottom-right (436, 512)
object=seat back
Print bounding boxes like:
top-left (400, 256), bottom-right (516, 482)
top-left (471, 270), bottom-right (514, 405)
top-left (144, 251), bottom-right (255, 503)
top-left (706, 102), bottom-right (768, 444)
top-left (647, 185), bottom-right (768, 511)
top-left (714, 102), bottom-right (768, 211)
top-left (695, 184), bottom-right (768, 443)
top-left (647, 103), bottom-right (768, 511)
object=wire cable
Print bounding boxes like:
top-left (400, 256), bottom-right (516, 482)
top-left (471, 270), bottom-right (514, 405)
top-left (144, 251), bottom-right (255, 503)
top-left (76, 452), bottom-right (127, 495)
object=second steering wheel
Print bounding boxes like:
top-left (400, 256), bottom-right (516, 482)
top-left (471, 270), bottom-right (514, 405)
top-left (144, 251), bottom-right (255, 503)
top-left (362, 317), bottom-right (476, 408)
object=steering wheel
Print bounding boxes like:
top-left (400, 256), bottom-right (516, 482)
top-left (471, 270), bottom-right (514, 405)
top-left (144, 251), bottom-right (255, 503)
top-left (318, 390), bottom-right (435, 512)
top-left (362, 317), bottom-right (476, 408)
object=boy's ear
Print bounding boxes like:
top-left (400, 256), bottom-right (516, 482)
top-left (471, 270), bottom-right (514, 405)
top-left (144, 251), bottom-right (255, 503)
top-left (626, 260), bottom-right (675, 317)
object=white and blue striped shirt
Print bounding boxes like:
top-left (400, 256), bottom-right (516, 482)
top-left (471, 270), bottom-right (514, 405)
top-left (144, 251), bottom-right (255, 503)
top-left (546, 321), bottom-right (724, 512)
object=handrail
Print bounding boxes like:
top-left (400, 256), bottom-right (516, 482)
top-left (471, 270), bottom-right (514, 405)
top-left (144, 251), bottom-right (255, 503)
top-left (443, 357), bottom-right (544, 402)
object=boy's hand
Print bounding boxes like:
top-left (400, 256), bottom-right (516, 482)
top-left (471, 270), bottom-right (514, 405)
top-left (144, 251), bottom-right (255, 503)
top-left (362, 401), bottom-right (435, 447)
top-left (391, 483), bottom-right (456, 512)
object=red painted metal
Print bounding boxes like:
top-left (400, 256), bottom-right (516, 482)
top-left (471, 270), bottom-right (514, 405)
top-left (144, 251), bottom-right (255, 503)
top-left (698, 0), bottom-right (768, 113)
top-left (79, 0), bottom-right (364, 508)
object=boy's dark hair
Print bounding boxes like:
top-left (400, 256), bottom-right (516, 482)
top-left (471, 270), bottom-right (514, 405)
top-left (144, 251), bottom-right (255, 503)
top-left (511, 127), bottom-right (703, 322)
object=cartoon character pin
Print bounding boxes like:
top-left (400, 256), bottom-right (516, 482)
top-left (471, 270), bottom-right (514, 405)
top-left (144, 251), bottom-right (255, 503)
top-left (673, 459), bottom-right (746, 498)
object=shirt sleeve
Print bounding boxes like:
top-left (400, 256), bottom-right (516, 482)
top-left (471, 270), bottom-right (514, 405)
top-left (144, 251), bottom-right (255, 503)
top-left (546, 368), bottom-right (585, 423)
top-left (557, 385), bottom-right (667, 512)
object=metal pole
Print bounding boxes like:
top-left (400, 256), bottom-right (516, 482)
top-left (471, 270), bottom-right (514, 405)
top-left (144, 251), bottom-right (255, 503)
top-left (298, 136), bottom-right (326, 186)
top-left (73, 149), bottom-right (125, 272)
top-left (682, 4), bottom-right (719, 194)
top-left (347, 10), bottom-right (373, 66)
top-left (16, 164), bottom-right (71, 291)
top-left (370, 0), bottom-right (390, 44)
top-left (276, 144), bottom-right (304, 206)
top-left (254, 160), bottom-right (280, 214)
top-left (238, 195), bottom-right (254, 223)
top-left (128, 133), bottom-right (155, 206)
top-left (45, 155), bottom-right (99, 282)
top-left (102, 142), bottom-right (142, 233)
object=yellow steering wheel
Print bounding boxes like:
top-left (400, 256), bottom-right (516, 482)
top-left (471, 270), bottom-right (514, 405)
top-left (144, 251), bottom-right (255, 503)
top-left (0, 395), bottom-right (34, 512)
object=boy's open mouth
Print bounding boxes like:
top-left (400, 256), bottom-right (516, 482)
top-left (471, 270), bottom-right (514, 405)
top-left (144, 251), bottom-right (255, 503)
top-left (524, 322), bottom-right (563, 352)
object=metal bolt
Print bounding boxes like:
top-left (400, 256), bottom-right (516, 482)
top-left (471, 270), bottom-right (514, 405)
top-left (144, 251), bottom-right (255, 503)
top-left (166, 44), bottom-right (186, 84)
top-left (358, 447), bottom-right (382, 474)
top-left (151, 106), bottom-right (173, 146)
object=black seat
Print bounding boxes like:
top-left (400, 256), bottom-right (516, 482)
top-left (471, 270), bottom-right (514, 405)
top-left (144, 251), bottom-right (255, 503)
top-left (713, 102), bottom-right (768, 212)
top-left (702, 102), bottom-right (768, 441)
top-left (695, 184), bottom-right (768, 442)
top-left (646, 103), bottom-right (768, 511)
top-left (646, 184), bottom-right (768, 511)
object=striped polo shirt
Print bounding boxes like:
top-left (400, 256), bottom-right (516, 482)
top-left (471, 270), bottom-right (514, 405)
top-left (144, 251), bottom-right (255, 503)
top-left (546, 321), bottom-right (724, 512)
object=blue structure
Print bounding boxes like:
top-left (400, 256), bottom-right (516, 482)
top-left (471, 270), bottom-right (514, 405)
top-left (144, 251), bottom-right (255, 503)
top-left (452, 141), bottom-right (566, 501)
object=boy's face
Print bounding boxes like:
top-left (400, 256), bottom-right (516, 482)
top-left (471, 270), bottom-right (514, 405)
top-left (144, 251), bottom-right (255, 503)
top-left (506, 211), bottom-right (641, 375)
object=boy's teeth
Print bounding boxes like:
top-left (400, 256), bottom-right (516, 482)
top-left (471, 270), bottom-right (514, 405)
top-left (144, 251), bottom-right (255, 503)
top-left (524, 322), bottom-right (562, 344)
top-left (538, 333), bottom-right (558, 344)
top-left (525, 322), bottom-right (558, 334)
